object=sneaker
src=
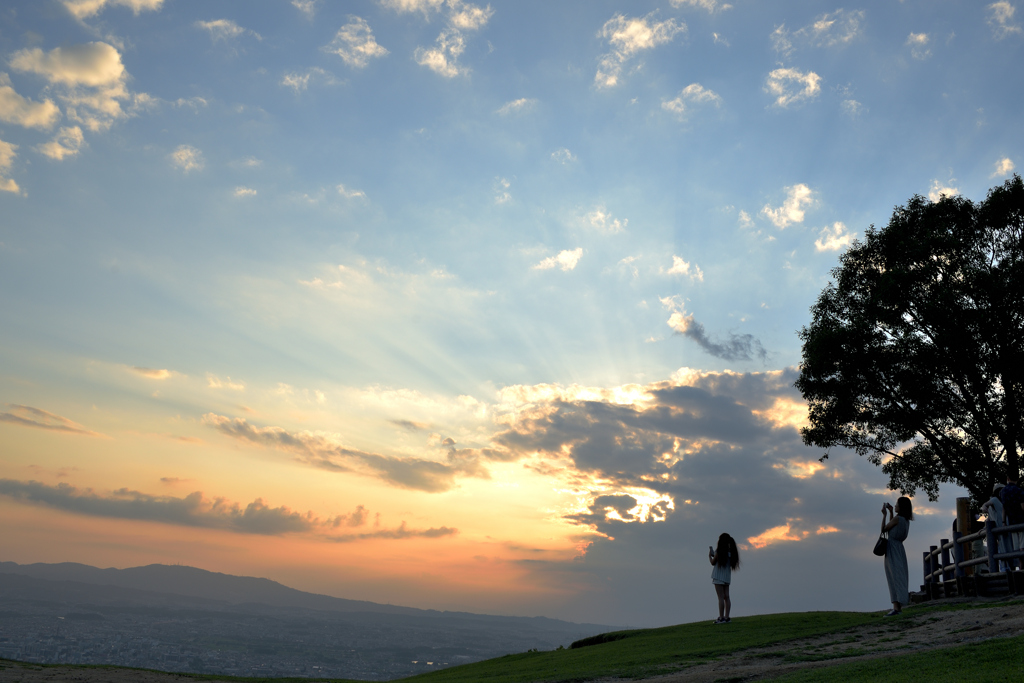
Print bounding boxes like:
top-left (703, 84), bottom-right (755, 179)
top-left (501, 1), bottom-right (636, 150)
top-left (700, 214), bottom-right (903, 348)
top-left (883, 609), bottom-right (901, 617)
top-left (713, 617), bottom-right (725, 624)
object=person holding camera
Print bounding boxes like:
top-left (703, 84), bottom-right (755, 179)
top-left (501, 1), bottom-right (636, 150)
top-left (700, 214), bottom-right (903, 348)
top-left (709, 533), bottom-right (739, 624)
top-left (881, 497), bottom-right (913, 616)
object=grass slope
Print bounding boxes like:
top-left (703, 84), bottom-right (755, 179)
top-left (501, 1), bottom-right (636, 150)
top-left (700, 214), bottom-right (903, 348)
top-left (400, 611), bottom-right (879, 683)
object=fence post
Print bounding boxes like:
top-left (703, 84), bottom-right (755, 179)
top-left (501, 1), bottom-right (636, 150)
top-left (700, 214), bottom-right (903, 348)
top-left (923, 551), bottom-right (931, 595)
top-left (953, 529), bottom-right (964, 578)
top-left (985, 519), bottom-right (998, 574)
top-left (957, 497), bottom-right (973, 576)
top-left (941, 539), bottom-right (952, 581)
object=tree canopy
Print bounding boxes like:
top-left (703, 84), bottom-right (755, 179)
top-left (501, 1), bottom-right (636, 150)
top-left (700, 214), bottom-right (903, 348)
top-left (795, 175), bottom-right (1024, 503)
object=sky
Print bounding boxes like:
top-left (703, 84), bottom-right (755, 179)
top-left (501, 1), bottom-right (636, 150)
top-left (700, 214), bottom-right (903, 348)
top-left (0, 0), bottom-right (1022, 628)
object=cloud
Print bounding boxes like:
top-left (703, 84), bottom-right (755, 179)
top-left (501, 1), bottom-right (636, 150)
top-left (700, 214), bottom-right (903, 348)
top-left (841, 99), bottom-right (865, 117)
top-left (496, 97), bottom-right (536, 115)
top-left (324, 17), bottom-right (389, 68)
top-left (906, 32), bottom-right (931, 59)
top-left (412, 2), bottom-right (493, 78)
top-left (595, 13), bottom-right (686, 89)
top-left (533, 248), bottom-right (583, 272)
top-left (0, 73), bottom-right (61, 129)
top-left (988, 1), bottom-right (1023, 39)
top-left (170, 144), bottom-right (203, 173)
top-left (129, 366), bottom-right (172, 379)
top-left (760, 183), bottom-right (814, 228)
top-left (660, 297), bottom-right (768, 362)
top-left (584, 207), bottom-right (627, 234)
top-left (234, 186), bottom-right (257, 198)
top-left (992, 157), bottom-right (1015, 177)
top-left (291, 0), bottom-right (318, 19)
top-left (0, 478), bottom-right (449, 541)
top-left (195, 19), bottom-right (261, 43)
top-left (814, 222), bottom-right (855, 252)
top-left (203, 413), bottom-right (497, 493)
top-left (0, 405), bottom-right (102, 437)
top-left (0, 138), bottom-right (20, 195)
top-left (494, 177), bottom-right (511, 204)
top-left (337, 183), bottom-right (366, 199)
top-left (206, 374), bottom-right (245, 391)
top-left (747, 520), bottom-right (809, 549)
top-left (281, 67), bottom-right (338, 92)
top-left (551, 148), bottom-right (576, 164)
top-left (382, 0), bottom-right (446, 15)
top-left (764, 67), bottom-right (822, 108)
top-left (9, 42), bottom-right (132, 131)
top-left (928, 179), bottom-right (959, 202)
top-left (415, 28), bottom-right (469, 77)
top-left (36, 126), bottom-right (85, 160)
top-left (666, 255), bottom-right (704, 281)
top-left (661, 82), bottom-right (722, 120)
top-left (669, 0), bottom-right (731, 12)
top-left (62, 0), bottom-right (163, 19)
top-left (737, 210), bottom-right (753, 229)
top-left (771, 9), bottom-right (864, 56)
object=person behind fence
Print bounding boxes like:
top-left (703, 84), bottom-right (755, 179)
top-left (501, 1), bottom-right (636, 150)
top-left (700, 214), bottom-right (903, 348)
top-left (881, 497), bottom-right (912, 616)
top-left (952, 510), bottom-right (987, 572)
top-left (708, 533), bottom-right (739, 624)
top-left (1000, 471), bottom-right (1024, 569)
top-left (981, 483), bottom-right (1008, 572)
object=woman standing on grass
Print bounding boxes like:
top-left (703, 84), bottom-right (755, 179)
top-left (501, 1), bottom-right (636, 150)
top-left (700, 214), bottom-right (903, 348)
top-left (709, 533), bottom-right (739, 624)
top-left (881, 497), bottom-right (913, 616)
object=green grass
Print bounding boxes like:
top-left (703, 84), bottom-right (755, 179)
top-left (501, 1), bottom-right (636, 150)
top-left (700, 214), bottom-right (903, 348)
top-left (771, 633), bottom-right (1024, 682)
top-left (0, 659), bottom-right (362, 683)
top-left (398, 611), bottom-right (880, 683)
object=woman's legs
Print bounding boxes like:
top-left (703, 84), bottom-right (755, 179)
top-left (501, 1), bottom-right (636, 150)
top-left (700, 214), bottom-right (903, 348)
top-left (714, 584), bottom-right (726, 620)
top-left (722, 583), bottom-right (731, 620)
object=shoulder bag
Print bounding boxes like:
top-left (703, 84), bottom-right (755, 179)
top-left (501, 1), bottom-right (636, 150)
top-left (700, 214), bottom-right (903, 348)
top-left (873, 531), bottom-right (888, 557)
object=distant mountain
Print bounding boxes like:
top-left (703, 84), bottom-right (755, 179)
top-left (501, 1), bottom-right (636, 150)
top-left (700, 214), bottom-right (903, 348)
top-left (0, 561), bottom-right (605, 629)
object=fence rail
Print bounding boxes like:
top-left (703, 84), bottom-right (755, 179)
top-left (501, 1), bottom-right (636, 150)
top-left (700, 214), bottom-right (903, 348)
top-left (918, 514), bottom-right (1024, 601)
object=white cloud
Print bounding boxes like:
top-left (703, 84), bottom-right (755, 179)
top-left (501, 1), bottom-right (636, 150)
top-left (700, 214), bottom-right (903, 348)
top-left (772, 9), bottom-right (864, 56)
top-left (496, 97), bottom-right (536, 115)
top-left (814, 222), bottom-right (855, 252)
top-left (0, 138), bottom-right (21, 195)
top-left (988, 1), bottom-right (1023, 39)
top-left (9, 42), bottom-right (134, 132)
top-left (595, 13), bottom-right (686, 89)
top-left (37, 126), bottom-right (85, 160)
top-left (661, 82), bottom-right (721, 120)
top-left (0, 73), bottom-right (62, 129)
top-left (841, 99), bottom-right (865, 117)
top-left (533, 248), bottom-right (583, 272)
top-left (337, 183), bottom-right (366, 199)
top-left (906, 32), bottom-right (931, 59)
top-left (170, 144), bottom-right (203, 173)
top-left (666, 255), bottom-right (704, 281)
top-left (928, 179), bottom-right (959, 202)
top-left (324, 17), bottom-right (389, 68)
top-left (761, 184), bottom-right (814, 229)
top-left (62, 0), bottom-right (163, 20)
top-left (381, 0), bottom-right (445, 14)
top-left (207, 374), bottom-right (245, 391)
top-left (494, 177), bottom-right (511, 204)
top-left (584, 207), bottom-right (627, 234)
top-left (551, 148), bottom-right (576, 164)
top-left (992, 157), bottom-right (1015, 177)
top-left (195, 19), bottom-right (261, 43)
top-left (764, 67), bottom-right (822, 108)
top-left (670, 0), bottom-right (731, 12)
top-left (449, 2), bottom-right (494, 31)
top-left (234, 186), bottom-right (257, 198)
top-left (291, 0), bottom-right (318, 19)
top-left (415, 28), bottom-right (468, 78)
top-left (738, 210), bottom-right (753, 229)
top-left (281, 67), bottom-right (338, 92)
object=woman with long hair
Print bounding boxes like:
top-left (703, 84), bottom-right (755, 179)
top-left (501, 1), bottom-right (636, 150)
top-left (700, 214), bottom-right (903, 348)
top-left (708, 533), bottom-right (740, 624)
top-left (881, 496), bottom-right (913, 616)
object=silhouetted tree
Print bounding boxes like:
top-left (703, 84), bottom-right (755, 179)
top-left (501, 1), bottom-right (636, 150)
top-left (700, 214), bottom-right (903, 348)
top-left (795, 176), bottom-right (1024, 503)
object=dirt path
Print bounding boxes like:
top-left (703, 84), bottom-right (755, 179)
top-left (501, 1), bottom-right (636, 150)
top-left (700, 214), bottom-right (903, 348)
top-left (638, 597), bottom-right (1024, 683)
top-left (2, 599), bottom-right (1022, 683)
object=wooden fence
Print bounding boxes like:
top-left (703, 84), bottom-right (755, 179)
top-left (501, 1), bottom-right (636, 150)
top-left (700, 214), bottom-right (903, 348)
top-left (919, 518), bottom-right (1024, 600)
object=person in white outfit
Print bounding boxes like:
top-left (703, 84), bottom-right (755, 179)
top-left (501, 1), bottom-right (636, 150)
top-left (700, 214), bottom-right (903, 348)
top-left (709, 533), bottom-right (739, 624)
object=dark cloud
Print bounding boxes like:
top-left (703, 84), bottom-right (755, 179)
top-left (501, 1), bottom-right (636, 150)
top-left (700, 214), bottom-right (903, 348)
top-left (328, 522), bottom-right (458, 543)
top-left (662, 298), bottom-right (768, 362)
top-left (203, 414), bottom-right (501, 492)
top-left (0, 405), bottom-right (102, 437)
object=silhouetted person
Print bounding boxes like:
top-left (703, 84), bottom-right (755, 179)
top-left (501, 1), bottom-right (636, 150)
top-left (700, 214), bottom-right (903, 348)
top-left (881, 497), bottom-right (913, 616)
top-left (708, 533), bottom-right (739, 624)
